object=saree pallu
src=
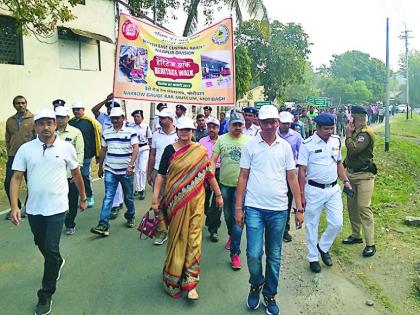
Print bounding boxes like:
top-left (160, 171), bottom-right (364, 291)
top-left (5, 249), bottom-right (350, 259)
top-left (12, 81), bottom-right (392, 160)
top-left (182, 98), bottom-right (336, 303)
top-left (161, 143), bottom-right (214, 298)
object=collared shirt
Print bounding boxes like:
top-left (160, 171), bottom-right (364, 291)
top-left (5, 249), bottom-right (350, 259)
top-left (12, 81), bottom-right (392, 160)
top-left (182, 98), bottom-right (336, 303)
top-left (278, 128), bottom-right (302, 162)
top-left (297, 133), bottom-right (342, 184)
top-left (243, 124), bottom-right (260, 137)
top-left (204, 115), bottom-right (215, 124)
top-left (101, 125), bottom-right (139, 175)
top-left (12, 137), bottom-right (79, 216)
top-left (174, 114), bottom-right (185, 127)
top-left (199, 135), bottom-right (220, 168)
top-left (56, 125), bottom-right (84, 178)
top-left (194, 127), bottom-right (208, 142)
top-left (128, 122), bottom-right (152, 152)
top-left (96, 112), bottom-right (113, 130)
top-left (240, 133), bottom-right (295, 211)
top-left (151, 128), bottom-right (178, 170)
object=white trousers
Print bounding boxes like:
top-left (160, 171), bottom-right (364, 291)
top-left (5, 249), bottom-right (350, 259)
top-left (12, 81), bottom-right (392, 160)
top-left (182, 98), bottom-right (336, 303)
top-left (304, 183), bottom-right (343, 262)
top-left (112, 184), bottom-right (123, 207)
top-left (134, 149), bottom-right (149, 192)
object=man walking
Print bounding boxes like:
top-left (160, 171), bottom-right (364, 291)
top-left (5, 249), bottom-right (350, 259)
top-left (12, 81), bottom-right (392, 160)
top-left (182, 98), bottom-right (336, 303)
top-left (5, 95), bottom-right (36, 219)
top-left (242, 107), bottom-right (260, 137)
top-left (199, 117), bottom-right (222, 242)
top-left (235, 105), bottom-right (304, 315)
top-left (55, 106), bottom-right (85, 235)
top-left (9, 109), bottom-right (87, 315)
top-left (69, 101), bottom-right (101, 208)
top-left (174, 104), bottom-right (187, 126)
top-left (194, 114), bottom-right (208, 142)
top-left (298, 113), bottom-right (352, 273)
top-left (90, 107), bottom-right (139, 236)
top-left (342, 105), bottom-right (377, 257)
top-left (211, 110), bottom-right (248, 270)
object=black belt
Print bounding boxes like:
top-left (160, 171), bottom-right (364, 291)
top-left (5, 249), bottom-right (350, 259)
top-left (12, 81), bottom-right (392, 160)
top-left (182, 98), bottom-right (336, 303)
top-left (347, 167), bottom-right (368, 173)
top-left (139, 143), bottom-right (148, 147)
top-left (308, 180), bottom-right (337, 189)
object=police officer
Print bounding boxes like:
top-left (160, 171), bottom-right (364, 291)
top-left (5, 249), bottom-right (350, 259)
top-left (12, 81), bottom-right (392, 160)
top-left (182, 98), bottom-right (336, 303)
top-left (242, 107), bottom-right (260, 136)
top-left (174, 104), bottom-right (187, 126)
top-left (342, 105), bottom-right (377, 257)
top-left (297, 113), bottom-right (352, 273)
top-left (52, 99), bottom-right (66, 110)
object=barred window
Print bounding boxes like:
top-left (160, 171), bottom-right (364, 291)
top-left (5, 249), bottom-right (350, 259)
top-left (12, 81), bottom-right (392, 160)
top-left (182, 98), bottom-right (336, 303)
top-left (0, 15), bottom-right (24, 65)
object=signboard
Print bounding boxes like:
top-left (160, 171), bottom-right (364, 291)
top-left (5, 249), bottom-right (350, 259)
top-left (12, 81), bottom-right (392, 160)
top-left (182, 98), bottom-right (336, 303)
top-left (113, 14), bottom-right (235, 105)
top-left (254, 101), bottom-right (271, 109)
top-left (306, 96), bottom-right (329, 107)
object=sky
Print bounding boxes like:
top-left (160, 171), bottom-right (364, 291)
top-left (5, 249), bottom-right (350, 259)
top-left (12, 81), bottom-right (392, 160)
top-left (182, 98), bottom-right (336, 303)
top-left (160, 0), bottom-right (420, 71)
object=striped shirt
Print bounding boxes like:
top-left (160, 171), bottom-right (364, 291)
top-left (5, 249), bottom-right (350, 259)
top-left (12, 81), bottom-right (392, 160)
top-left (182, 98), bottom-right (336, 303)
top-left (101, 125), bottom-right (139, 175)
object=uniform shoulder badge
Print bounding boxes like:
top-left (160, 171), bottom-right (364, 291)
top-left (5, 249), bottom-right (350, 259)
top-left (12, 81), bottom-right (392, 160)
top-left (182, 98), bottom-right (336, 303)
top-left (303, 136), bottom-right (313, 144)
top-left (357, 134), bottom-right (366, 142)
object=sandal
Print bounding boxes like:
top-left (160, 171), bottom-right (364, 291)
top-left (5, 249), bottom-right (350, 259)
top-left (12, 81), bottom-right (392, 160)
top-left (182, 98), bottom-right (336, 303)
top-left (187, 288), bottom-right (199, 300)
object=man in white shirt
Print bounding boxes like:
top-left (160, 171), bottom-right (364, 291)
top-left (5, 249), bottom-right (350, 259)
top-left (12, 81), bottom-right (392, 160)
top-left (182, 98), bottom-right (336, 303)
top-left (147, 108), bottom-right (177, 245)
top-left (242, 107), bottom-right (260, 136)
top-left (152, 102), bottom-right (167, 132)
top-left (235, 105), bottom-right (303, 315)
top-left (174, 104), bottom-right (187, 126)
top-left (9, 109), bottom-right (87, 315)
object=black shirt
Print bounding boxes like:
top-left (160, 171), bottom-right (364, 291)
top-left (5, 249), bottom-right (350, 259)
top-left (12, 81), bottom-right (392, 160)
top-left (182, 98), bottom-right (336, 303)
top-left (69, 119), bottom-right (96, 159)
top-left (158, 145), bottom-right (176, 175)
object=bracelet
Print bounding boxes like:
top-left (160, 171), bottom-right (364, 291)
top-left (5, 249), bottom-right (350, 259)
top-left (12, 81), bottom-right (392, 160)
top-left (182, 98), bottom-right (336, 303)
top-left (343, 179), bottom-right (350, 184)
top-left (294, 208), bottom-right (305, 214)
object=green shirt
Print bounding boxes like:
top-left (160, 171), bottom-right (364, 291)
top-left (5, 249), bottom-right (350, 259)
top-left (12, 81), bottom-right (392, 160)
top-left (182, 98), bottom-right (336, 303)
top-left (213, 133), bottom-right (248, 187)
top-left (307, 112), bottom-right (318, 131)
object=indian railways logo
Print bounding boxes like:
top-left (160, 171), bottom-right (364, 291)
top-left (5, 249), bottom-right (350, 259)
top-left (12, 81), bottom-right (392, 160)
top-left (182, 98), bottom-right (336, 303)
top-left (212, 25), bottom-right (229, 45)
top-left (122, 20), bottom-right (139, 40)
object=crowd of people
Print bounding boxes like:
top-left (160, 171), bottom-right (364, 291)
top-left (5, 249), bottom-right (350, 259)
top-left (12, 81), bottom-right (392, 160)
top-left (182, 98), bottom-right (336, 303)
top-left (5, 95), bottom-right (377, 315)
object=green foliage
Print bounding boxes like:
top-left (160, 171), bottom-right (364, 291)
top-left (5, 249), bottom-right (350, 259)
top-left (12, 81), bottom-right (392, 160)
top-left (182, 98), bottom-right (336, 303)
top-left (128, 0), bottom-right (182, 23)
top-left (284, 62), bottom-right (320, 102)
top-left (236, 20), bottom-right (311, 102)
top-left (0, 0), bottom-right (83, 36)
top-left (235, 45), bottom-right (252, 100)
top-left (399, 50), bottom-right (420, 106)
top-left (322, 77), bottom-right (372, 104)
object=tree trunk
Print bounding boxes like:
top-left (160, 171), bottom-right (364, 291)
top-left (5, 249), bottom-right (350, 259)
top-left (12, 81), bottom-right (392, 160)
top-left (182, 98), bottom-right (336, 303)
top-left (183, 0), bottom-right (201, 36)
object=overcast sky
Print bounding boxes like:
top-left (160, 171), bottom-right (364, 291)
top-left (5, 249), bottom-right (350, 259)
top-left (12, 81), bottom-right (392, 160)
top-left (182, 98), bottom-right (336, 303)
top-left (161, 0), bottom-right (419, 70)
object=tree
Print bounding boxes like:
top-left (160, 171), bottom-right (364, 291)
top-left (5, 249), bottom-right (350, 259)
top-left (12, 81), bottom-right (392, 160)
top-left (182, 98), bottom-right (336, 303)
top-left (0, 0), bottom-right (83, 37)
top-left (127, 0), bottom-right (182, 23)
top-left (322, 77), bottom-right (371, 104)
top-left (399, 50), bottom-right (420, 106)
top-left (235, 45), bottom-right (252, 100)
top-left (284, 62), bottom-right (319, 103)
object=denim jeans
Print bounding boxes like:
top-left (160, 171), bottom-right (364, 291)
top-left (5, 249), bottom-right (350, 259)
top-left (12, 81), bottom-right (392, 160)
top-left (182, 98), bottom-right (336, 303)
top-left (99, 171), bottom-right (135, 227)
top-left (27, 212), bottom-right (65, 301)
top-left (245, 206), bottom-right (287, 297)
top-left (81, 158), bottom-right (93, 198)
top-left (220, 184), bottom-right (243, 257)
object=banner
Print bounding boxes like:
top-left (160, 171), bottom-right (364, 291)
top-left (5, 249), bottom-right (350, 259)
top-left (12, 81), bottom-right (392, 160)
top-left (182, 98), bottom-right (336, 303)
top-left (113, 14), bottom-right (235, 106)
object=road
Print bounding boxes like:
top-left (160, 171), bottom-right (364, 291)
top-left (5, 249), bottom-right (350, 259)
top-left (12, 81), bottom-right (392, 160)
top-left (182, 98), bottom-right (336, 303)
top-left (0, 178), bottom-right (385, 315)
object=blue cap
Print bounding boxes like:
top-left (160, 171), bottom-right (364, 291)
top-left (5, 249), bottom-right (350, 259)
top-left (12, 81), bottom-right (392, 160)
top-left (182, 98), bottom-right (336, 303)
top-left (243, 107), bottom-right (258, 115)
top-left (314, 113), bottom-right (335, 126)
top-left (291, 109), bottom-right (300, 116)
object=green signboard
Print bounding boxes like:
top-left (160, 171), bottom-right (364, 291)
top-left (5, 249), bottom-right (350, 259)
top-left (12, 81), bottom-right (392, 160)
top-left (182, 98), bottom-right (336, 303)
top-left (254, 101), bottom-right (271, 109)
top-left (306, 96), bottom-right (329, 107)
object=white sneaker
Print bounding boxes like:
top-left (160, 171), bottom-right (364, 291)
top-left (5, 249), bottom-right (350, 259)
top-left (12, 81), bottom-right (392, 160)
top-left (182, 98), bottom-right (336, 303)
top-left (154, 232), bottom-right (168, 245)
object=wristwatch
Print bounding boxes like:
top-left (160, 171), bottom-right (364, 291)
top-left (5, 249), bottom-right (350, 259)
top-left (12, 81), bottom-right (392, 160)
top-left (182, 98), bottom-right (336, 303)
top-left (128, 164), bottom-right (135, 169)
top-left (294, 208), bottom-right (305, 214)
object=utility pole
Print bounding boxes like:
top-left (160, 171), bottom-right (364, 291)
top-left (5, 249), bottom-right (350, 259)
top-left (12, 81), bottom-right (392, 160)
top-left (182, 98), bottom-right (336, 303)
top-left (385, 18), bottom-right (390, 152)
top-left (399, 25), bottom-right (412, 120)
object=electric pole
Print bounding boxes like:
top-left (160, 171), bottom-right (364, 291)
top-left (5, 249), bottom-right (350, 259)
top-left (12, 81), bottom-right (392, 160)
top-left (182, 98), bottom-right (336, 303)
top-left (385, 18), bottom-right (390, 152)
top-left (399, 26), bottom-right (412, 120)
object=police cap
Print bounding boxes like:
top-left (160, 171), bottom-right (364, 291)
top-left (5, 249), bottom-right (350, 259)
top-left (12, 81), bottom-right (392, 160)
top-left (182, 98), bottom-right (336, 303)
top-left (314, 113), bottom-right (335, 126)
top-left (176, 104), bottom-right (187, 111)
top-left (203, 106), bottom-right (212, 111)
top-left (131, 109), bottom-right (143, 117)
top-left (52, 99), bottom-right (65, 107)
top-left (105, 101), bottom-right (121, 109)
top-left (243, 107), bottom-right (258, 115)
top-left (351, 105), bottom-right (368, 115)
top-left (157, 103), bottom-right (167, 111)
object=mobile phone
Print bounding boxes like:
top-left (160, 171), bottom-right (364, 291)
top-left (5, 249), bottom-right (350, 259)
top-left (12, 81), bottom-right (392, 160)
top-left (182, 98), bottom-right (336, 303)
top-left (343, 186), bottom-right (354, 197)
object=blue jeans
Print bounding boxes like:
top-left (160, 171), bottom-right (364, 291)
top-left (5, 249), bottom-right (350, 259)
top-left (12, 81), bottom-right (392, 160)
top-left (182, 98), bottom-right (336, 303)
top-left (245, 206), bottom-right (287, 297)
top-left (81, 158), bottom-right (93, 198)
top-left (220, 184), bottom-right (243, 257)
top-left (99, 171), bottom-right (135, 226)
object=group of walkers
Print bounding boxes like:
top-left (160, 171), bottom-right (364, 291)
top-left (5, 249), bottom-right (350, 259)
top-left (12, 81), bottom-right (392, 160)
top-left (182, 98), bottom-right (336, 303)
top-left (4, 95), bottom-right (377, 315)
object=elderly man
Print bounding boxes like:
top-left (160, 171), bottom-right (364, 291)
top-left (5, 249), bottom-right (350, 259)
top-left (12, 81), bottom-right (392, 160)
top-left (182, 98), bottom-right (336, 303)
top-left (298, 113), bottom-right (352, 273)
top-left (90, 107), bottom-right (139, 236)
top-left (242, 107), bottom-right (260, 137)
top-left (235, 105), bottom-right (304, 315)
top-left (9, 109), bottom-right (87, 315)
top-left (5, 95), bottom-right (36, 219)
top-left (69, 101), bottom-right (101, 208)
top-left (55, 106), bottom-right (84, 235)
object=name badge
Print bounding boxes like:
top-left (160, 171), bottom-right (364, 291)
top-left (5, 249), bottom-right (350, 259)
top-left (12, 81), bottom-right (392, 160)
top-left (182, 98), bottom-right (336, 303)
top-left (315, 149), bottom-right (322, 153)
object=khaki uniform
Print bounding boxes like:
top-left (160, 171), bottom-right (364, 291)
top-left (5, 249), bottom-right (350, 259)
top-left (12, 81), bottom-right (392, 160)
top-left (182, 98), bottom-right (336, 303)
top-left (345, 125), bottom-right (376, 246)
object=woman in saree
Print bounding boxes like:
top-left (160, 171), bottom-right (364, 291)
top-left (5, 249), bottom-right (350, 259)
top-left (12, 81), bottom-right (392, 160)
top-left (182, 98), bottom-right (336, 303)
top-left (152, 116), bottom-right (223, 300)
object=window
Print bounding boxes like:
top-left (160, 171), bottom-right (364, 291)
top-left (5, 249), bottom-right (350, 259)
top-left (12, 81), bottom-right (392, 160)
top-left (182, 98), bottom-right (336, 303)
top-left (0, 15), bottom-right (24, 65)
top-left (58, 27), bottom-right (101, 71)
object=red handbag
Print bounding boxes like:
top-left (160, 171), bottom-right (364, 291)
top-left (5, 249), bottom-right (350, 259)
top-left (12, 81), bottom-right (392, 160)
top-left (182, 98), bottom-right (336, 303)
top-left (137, 208), bottom-right (158, 239)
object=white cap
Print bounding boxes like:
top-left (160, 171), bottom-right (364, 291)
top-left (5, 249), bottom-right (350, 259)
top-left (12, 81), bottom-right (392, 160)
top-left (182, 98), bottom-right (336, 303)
top-left (109, 107), bottom-right (125, 117)
top-left (34, 109), bottom-right (56, 121)
top-left (176, 117), bottom-right (196, 129)
top-left (72, 101), bottom-right (84, 109)
top-left (157, 108), bottom-right (174, 119)
top-left (55, 106), bottom-right (70, 117)
top-left (279, 111), bottom-right (294, 123)
top-left (206, 117), bottom-right (220, 126)
top-left (258, 105), bottom-right (279, 120)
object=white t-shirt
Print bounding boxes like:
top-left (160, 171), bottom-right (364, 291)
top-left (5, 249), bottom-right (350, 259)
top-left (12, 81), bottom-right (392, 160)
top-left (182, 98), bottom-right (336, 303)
top-left (240, 133), bottom-right (296, 211)
top-left (12, 137), bottom-right (79, 216)
top-left (151, 128), bottom-right (178, 170)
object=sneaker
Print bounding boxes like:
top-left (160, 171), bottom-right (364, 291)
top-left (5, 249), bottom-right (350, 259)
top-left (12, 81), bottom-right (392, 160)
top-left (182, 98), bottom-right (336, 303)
top-left (126, 218), bottom-right (135, 228)
top-left (231, 254), bottom-right (241, 270)
top-left (139, 190), bottom-right (145, 200)
top-left (90, 224), bottom-right (109, 237)
top-left (263, 295), bottom-right (280, 315)
top-left (225, 237), bottom-right (231, 250)
top-left (209, 232), bottom-right (219, 243)
top-left (56, 258), bottom-right (65, 281)
top-left (283, 231), bottom-right (292, 242)
top-left (35, 297), bottom-right (52, 315)
top-left (154, 232), bottom-right (168, 245)
top-left (64, 227), bottom-right (76, 235)
top-left (109, 207), bottom-right (120, 220)
top-left (87, 196), bottom-right (94, 208)
top-left (247, 284), bottom-right (262, 310)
